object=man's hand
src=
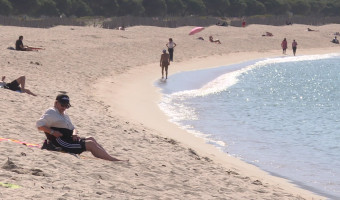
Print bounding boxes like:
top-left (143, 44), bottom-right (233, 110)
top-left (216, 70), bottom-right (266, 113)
top-left (72, 134), bottom-right (80, 141)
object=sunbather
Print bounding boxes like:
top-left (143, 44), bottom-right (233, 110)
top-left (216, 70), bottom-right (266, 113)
top-left (209, 36), bottom-right (221, 44)
top-left (15, 36), bottom-right (33, 51)
top-left (1, 75), bottom-right (37, 96)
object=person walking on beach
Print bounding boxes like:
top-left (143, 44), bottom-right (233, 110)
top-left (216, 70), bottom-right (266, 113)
top-left (281, 38), bottom-right (288, 54)
top-left (1, 75), bottom-right (37, 96)
top-left (36, 94), bottom-right (128, 162)
top-left (292, 40), bottom-right (298, 56)
top-left (160, 49), bottom-right (170, 79)
top-left (166, 38), bottom-right (176, 62)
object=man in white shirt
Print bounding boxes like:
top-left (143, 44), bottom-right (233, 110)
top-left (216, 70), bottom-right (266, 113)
top-left (36, 94), bottom-right (128, 162)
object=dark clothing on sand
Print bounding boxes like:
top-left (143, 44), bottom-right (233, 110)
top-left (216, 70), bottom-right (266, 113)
top-left (4, 80), bottom-right (21, 91)
top-left (44, 127), bottom-right (86, 154)
top-left (15, 40), bottom-right (24, 50)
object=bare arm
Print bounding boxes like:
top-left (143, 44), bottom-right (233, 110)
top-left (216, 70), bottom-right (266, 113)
top-left (37, 126), bottom-right (63, 137)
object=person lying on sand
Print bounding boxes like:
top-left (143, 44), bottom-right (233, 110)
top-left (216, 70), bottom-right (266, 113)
top-left (262, 32), bottom-right (273, 37)
top-left (209, 36), bottom-right (221, 44)
top-left (36, 94), bottom-right (129, 162)
top-left (1, 75), bottom-right (37, 96)
top-left (307, 28), bottom-right (318, 32)
top-left (15, 36), bottom-right (34, 51)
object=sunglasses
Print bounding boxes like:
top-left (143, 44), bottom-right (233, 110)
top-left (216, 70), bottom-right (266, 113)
top-left (60, 103), bottom-right (70, 109)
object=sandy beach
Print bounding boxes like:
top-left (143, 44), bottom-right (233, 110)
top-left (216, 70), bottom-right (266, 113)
top-left (1, 23), bottom-right (340, 199)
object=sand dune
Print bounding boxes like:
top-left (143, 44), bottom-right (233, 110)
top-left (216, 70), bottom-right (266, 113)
top-left (1, 24), bottom-right (339, 199)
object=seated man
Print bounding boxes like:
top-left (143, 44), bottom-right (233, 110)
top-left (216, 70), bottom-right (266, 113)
top-left (209, 36), bottom-right (221, 44)
top-left (15, 36), bottom-right (33, 51)
top-left (36, 94), bottom-right (128, 162)
top-left (1, 75), bottom-right (37, 96)
top-left (332, 36), bottom-right (339, 44)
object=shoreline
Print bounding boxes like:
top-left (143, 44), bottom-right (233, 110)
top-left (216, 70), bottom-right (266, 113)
top-left (94, 48), bottom-right (340, 199)
top-left (154, 52), bottom-right (340, 199)
top-left (2, 24), bottom-right (340, 199)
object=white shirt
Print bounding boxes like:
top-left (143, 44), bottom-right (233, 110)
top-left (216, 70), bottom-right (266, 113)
top-left (36, 107), bottom-right (74, 130)
top-left (167, 41), bottom-right (175, 48)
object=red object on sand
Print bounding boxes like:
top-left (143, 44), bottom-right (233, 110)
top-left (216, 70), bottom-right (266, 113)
top-left (189, 27), bottom-right (205, 35)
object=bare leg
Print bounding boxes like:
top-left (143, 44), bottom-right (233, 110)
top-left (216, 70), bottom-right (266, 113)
top-left (15, 76), bottom-right (27, 91)
top-left (23, 88), bottom-right (37, 96)
top-left (85, 139), bottom-right (127, 162)
top-left (161, 66), bottom-right (164, 78)
top-left (86, 137), bottom-right (105, 151)
top-left (16, 76), bottom-right (36, 96)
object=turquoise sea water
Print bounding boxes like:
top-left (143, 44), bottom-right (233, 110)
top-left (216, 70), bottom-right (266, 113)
top-left (156, 54), bottom-right (340, 199)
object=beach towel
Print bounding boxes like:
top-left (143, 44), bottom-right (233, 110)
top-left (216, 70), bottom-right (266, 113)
top-left (0, 137), bottom-right (41, 148)
top-left (0, 137), bottom-right (95, 160)
top-left (0, 182), bottom-right (21, 189)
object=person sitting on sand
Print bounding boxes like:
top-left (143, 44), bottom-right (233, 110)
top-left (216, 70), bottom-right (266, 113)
top-left (160, 49), bottom-right (170, 79)
top-left (36, 94), bottom-right (128, 162)
top-left (209, 36), bottom-right (221, 44)
top-left (1, 75), bottom-right (37, 96)
top-left (15, 36), bottom-right (33, 51)
top-left (332, 36), bottom-right (339, 44)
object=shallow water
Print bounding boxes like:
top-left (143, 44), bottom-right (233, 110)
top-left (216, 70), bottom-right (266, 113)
top-left (156, 54), bottom-right (340, 199)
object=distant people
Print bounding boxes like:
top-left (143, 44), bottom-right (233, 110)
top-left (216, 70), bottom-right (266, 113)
top-left (160, 49), bottom-right (170, 79)
top-left (292, 40), bottom-right (298, 56)
top-left (197, 37), bottom-right (204, 40)
top-left (242, 19), bottom-right (246, 27)
top-left (209, 36), bottom-right (221, 44)
top-left (15, 36), bottom-right (33, 51)
top-left (281, 38), bottom-right (288, 54)
top-left (118, 26), bottom-right (125, 30)
top-left (286, 20), bottom-right (292, 25)
top-left (1, 75), bottom-right (37, 96)
top-left (36, 94), bottom-right (128, 162)
top-left (332, 36), bottom-right (339, 44)
top-left (166, 38), bottom-right (177, 62)
top-left (216, 22), bottom-right (228, 26)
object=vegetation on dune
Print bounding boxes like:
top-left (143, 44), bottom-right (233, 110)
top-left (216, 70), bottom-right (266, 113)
top-left (1, 0), bottom-right (340, 18)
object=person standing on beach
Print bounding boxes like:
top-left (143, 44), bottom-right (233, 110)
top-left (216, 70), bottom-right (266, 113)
top-left (36, 94), bottom-right (128, 162)
top-left (281, 38), bottom-right (288, 54)
top-left (160, 49), bottom-right (170, 79)
top-left (166, 38), bottom-right (176, 62)
top-left (292, 40), bottom-right (298, 56)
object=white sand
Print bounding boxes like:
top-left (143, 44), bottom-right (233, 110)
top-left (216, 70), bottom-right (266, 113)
top-left (1, 24), bottom-right (340, 199)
